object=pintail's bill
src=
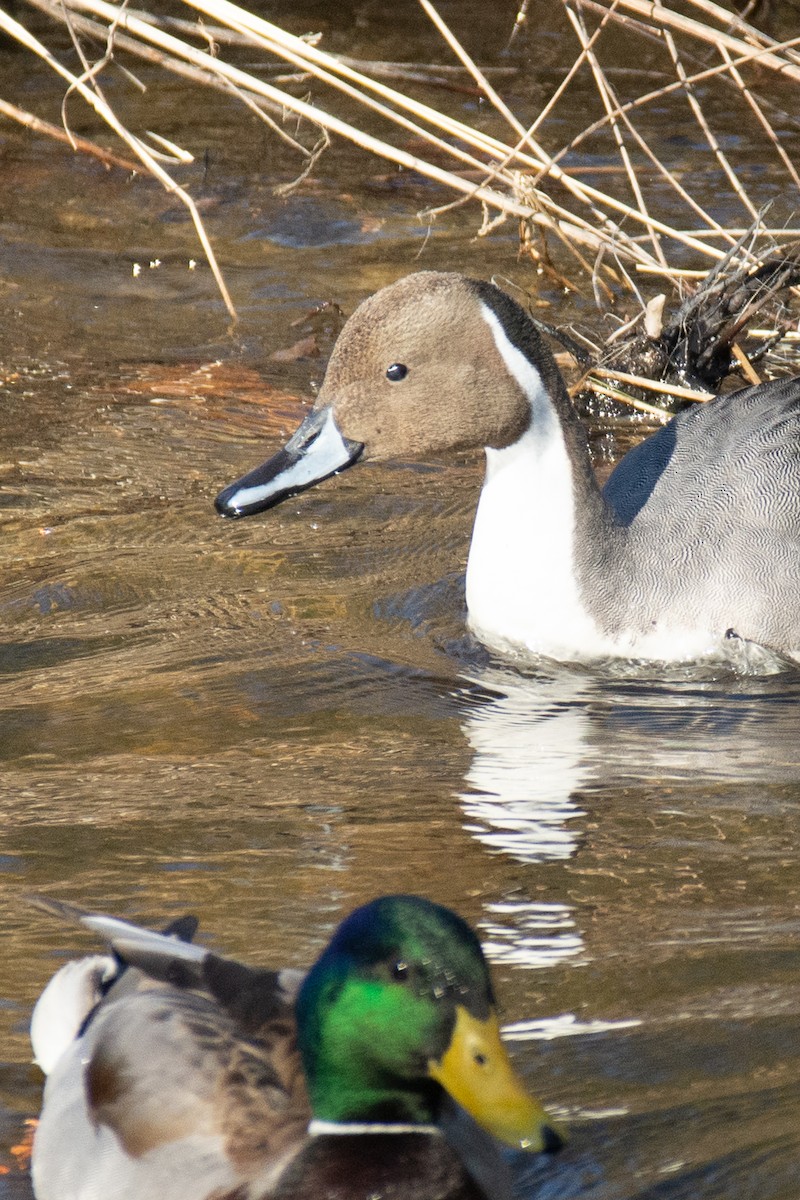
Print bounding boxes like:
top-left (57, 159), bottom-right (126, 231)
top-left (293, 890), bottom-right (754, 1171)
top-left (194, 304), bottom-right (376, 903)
top-left (215, 406), bottom-right (363, 519)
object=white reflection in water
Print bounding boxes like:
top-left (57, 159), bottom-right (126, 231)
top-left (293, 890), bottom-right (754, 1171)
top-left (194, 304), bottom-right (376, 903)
top-left (503, 1013), bottom-right (642, 1040)
top-left (459, 669), bottom-right (591, 864)
top-left (457, 669), bottom-right (593, 967)
top-left (481, 899), bottom-right (582, 969)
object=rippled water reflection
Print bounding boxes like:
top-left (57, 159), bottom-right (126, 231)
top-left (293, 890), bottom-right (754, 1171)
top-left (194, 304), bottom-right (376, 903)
top-left (1, 3), bottom-right (800, 1197)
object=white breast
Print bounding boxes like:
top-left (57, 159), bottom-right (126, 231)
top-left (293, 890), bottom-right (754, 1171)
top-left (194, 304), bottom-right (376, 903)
top-left (466, 307), bottom-right (610, 660)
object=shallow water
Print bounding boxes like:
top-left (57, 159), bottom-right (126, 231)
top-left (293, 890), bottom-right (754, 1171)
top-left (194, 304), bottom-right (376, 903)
top-left (1, 2), bottom-right (800, 1197)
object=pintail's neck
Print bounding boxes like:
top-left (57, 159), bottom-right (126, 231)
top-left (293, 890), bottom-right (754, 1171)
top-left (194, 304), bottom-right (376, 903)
top-left (466, 302), bottom-right (621, 659)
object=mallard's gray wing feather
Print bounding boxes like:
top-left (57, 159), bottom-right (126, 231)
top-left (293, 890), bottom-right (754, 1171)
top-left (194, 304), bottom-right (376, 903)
top-left (31, 904), bottom-right (311, 1200)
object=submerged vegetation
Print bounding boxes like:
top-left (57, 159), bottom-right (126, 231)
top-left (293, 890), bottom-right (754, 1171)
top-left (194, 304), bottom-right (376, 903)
top-left (2, 0), bottom-right (800, 403)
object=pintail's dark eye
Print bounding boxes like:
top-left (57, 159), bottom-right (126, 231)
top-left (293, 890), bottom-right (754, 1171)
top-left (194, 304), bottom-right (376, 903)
top-left (386, 362), bottom-right (408, 382)
top-left (392, 960), bottom-right (409, 981)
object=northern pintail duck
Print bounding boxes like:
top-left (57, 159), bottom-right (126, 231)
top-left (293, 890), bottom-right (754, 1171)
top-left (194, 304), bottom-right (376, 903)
top-left (30, 895), bottom-right (562, 1200)
top-left (216, 271), bottom-right (800, 665)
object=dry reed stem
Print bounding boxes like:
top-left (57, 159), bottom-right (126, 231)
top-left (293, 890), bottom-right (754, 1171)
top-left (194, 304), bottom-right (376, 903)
top-left (636, 265), bottom-right (709, 279)
top-left (659, 23), bottom-right (760, 224)
top-left (590, 367), bottom-right (714, 401)
top-left (179, 1), bottom-right (510, 179)
top-left (584, 0), bottom-right (800, 81)
top-left (65, 0), bottom-right (537, 218)
top-left (65, 0), bottom-right (705, 268)
top-left (681, 0), bottom-right (796, 60)
top-left (190, 0), bottom-right (629, 247)
top-left (527, 0), bottom-right (615, 139)
top-left (413, 0), bottom-right (721, 263)
top-left (27, 0), bottom-right (324, 159)
top-left (6, 0), bottom-right (800, 314)
top-left (563, 3), bottom-right (668, 268)
top-left (554, 29), bottom-right (800, 187)
top-left (179, 0), bottom-right (550, 174)
top-left (417, 0), bottom-right (545, 153)
top-left (0, 96), bottom-right (140, 170)
top-left (561, 4), bottom-right (800, 251)
top-left (730, 341), bottom-right (762, 385)
top-left (541, 79), bottom-right (737, 250)
top-left (0, 5), bottom-right (237, 320)
top-left (26, 0), bottom-right (778, 277)
top-left (188, 0), bottom-right (729, 264)
top-left (572, 376), bottom-right (674, 417)
top-left (718, 44), bottom-right (800, 194)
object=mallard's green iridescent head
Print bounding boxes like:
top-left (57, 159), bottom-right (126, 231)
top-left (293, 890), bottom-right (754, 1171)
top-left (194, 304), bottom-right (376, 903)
top-left (296, 895), bottom-right (563, 1153)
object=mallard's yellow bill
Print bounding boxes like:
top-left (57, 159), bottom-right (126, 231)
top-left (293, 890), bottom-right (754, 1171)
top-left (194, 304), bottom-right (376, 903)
top-left (428, 1006), bottom-right (565, 1152)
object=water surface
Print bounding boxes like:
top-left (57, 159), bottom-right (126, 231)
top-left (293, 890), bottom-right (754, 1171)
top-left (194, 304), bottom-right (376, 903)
top-left (1, 4), bottom-right (799, 1197)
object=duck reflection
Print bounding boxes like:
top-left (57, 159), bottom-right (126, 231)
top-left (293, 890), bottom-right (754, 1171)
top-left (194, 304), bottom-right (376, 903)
top-left (458, 667), bottom-right (591, 865)
top-left (456, 666), bottom-right (594, 969)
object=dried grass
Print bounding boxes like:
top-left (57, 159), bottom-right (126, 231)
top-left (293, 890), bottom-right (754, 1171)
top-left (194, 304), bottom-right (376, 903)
top-left (1, 0), bottom-right (799, 346)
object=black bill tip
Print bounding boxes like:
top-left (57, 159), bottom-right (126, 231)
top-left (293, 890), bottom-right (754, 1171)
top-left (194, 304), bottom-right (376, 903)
top-left (540, 1124), bottom-right (565, 1155)
top-left (214, 407), bottom-right (363, 520)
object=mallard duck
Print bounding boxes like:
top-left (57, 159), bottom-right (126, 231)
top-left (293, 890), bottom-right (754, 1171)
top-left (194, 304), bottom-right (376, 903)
top-left (215, 271), bottom-right (800, 667)
top-left (30, 894), bottom-right (563, 1199)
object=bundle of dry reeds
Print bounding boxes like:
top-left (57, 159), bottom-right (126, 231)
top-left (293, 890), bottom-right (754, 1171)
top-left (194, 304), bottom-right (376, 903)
top-left (1, 0), bottom-right (799, 397)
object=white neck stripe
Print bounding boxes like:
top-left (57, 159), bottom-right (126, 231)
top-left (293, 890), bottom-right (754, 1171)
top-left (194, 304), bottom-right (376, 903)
top-left (308, 1119), bottom-right (441, 1137)
top-left (465, 302), bottom-right (609, 660)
